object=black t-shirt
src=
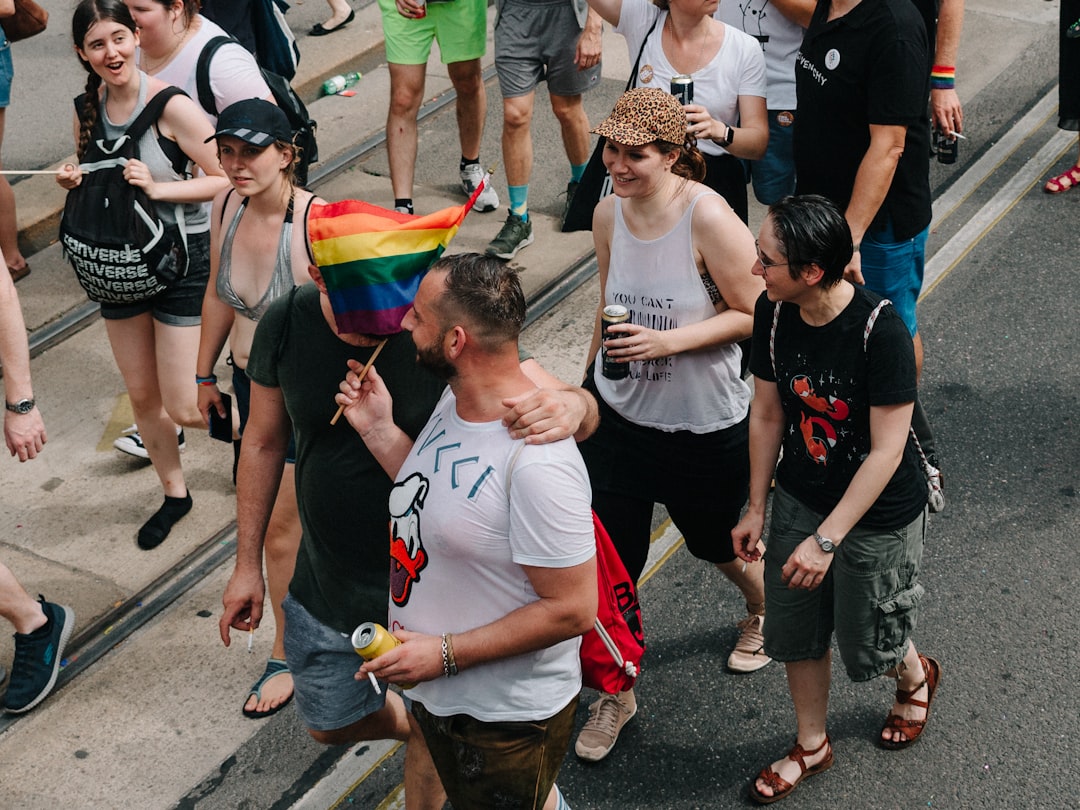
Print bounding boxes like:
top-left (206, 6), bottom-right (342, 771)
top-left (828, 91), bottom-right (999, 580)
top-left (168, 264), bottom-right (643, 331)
top-left (794, 0), bottom-right (932, 241)
top-left (908, 0), bottom-right (938, 66)
top-left (247, 284), bottom-right (446, 634)
top-left (749, 287), bottom-right (927, 529)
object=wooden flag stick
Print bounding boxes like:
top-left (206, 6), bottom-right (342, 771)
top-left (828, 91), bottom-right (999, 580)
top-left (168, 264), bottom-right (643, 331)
top-left (330, 337), bottom-right (389, 425)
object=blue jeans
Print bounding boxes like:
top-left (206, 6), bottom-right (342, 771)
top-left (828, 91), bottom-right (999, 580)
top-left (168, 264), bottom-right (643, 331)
top-left (745, 110), bottom-right (797, 206)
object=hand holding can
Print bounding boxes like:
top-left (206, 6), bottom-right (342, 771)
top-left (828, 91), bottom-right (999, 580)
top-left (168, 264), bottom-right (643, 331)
top-left (352, 622), bottom-right (416, 690)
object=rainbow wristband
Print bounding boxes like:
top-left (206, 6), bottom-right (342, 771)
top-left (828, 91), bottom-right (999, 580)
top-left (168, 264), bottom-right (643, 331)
top-left (196, 374), bottom-right (218, 386)
top-left (930, 65), bottom-right (955, 90)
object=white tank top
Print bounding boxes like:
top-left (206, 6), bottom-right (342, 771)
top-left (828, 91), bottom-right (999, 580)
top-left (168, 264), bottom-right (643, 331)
top-left (592, 192), bottom-right (750, 433)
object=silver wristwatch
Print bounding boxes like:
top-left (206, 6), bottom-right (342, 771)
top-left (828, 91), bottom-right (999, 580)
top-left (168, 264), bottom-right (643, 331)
top-left (813, 532), bottom-right (835, 553)
top-left (5, 398), bottom-right (35, 415)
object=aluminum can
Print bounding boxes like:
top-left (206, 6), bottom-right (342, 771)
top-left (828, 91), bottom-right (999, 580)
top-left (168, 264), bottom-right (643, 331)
top-left (934, 129), bottom-right (957, 165)
top-left (670, 75), bottom-right (694, 105)
top-left (414, 0), bottom-right (427, 19)
top-left (352, 622), bottom-right (414, 688)
top-left (601, 305), bottom-right (630, 380)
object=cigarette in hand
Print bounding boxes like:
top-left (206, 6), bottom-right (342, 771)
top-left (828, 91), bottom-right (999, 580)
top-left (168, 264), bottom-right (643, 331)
top-left (367, 671), bottom-right (382, 695)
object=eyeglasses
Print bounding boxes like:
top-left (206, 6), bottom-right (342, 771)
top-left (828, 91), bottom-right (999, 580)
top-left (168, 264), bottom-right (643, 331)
top-left (754, 240), bottom-right (789, 272)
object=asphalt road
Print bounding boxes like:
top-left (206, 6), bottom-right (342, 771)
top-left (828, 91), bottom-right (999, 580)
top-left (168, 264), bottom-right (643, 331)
top-left (2, 1), bottom-right (1077, 808)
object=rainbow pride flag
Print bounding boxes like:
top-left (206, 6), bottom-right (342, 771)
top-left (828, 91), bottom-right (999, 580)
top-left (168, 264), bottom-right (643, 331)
top-left (308, 183), bottom-right (485, 335)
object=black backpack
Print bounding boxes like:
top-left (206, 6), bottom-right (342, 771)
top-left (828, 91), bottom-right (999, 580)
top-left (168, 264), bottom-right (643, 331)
top-left (60, 87), bottom-right (189, 305)
top-left (196, 36), bottom-right (318, 186)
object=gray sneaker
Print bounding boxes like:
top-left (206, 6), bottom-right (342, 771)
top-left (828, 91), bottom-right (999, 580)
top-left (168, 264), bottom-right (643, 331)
top-left (486, 213), bottom-right (534, 260)
top-left (460, 164), bottom-right (499, 213)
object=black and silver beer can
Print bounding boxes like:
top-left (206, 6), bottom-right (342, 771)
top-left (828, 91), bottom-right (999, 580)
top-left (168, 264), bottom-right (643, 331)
top-left (670, 74), bottom-right (694, 105)
top-left (934, 130), bottom-right (957, 165)
top-left (601, 305), bottom-right (630, 380)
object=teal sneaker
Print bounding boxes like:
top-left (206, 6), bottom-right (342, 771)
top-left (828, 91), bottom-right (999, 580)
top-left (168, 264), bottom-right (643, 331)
top-left (486, 213), bottom-right (534, 260)
top-left (3, 597), bottom-right (75, 714)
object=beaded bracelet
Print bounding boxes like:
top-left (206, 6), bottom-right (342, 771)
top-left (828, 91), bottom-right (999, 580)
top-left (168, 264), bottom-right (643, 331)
top-left (930, 65), bottom-right (955, 90)
top-left (196, 374), bottom-right (218, 386)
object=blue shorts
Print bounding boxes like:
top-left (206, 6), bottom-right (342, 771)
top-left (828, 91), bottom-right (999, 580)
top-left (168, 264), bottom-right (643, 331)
top-left (0, 36), bottom-right (12, 108)
top-left (494, 0), bottom-right (600, 98)
top-left (282, 593), bottom-right (387, 733)
top-left (745, 110), bottom-right (796, 206)
top-left (98, 230), bottom-right (210, 326)
top-left (860, 220), bottom-right (929, 337)
top-left (762, 485), bottom-right (927, 682)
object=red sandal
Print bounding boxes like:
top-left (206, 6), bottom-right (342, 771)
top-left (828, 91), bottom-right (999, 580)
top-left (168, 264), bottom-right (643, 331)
top-left (749, 736), bottom-right (833, 804)
top-left (880, 654), bottom-right (941, 750)
top-left (1044, 165), bottom-right (1080, 193)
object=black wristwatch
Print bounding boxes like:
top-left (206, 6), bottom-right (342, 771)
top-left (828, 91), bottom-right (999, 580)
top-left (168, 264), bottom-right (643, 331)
top-left (718, 124), bottom-right (734, 147)
top-left (5, 398), bottom-right (35, 415)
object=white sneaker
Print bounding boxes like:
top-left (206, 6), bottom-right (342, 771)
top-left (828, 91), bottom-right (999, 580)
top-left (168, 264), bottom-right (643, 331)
top-left (460, 163), bottom-right (499, 213)
top-left (574, 689), bottom-right (636, 762)
top-left (113, 424), bottom-right (186, 459)
top-left (727, 613), bottom-right (772, 673)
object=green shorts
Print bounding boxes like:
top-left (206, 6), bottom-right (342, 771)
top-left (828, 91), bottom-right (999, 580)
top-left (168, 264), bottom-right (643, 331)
top-left (413, 695), bottom-right (578, 810)
top-left (378, 0), bottom-right (488, 65)
top-left (763, 485), bottom-right (927, 682)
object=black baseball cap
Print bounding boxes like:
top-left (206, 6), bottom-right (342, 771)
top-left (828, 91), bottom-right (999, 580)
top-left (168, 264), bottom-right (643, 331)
top-left (205, 98), bottom-right (292, 146)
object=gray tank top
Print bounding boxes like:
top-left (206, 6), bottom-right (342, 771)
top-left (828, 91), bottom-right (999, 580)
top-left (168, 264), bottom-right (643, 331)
top-left (216, 190), bottom-right (297, 322)
top-left (99, 74), bottom-right (209, 233)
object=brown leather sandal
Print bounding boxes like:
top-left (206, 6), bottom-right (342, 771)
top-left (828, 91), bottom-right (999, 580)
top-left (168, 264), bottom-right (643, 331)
top-left (880, 653), bottom-right (941, 750)
top-left (7, 264), bottom-right (29, 282)
top-left (1044, 165), bottom-right (1080, 193)
top-left (749, 736), bottom-right (833, 804)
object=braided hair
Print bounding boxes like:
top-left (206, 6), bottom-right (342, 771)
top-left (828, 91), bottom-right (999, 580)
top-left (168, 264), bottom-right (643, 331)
top-left (72, 0), bottom-right (139, 161)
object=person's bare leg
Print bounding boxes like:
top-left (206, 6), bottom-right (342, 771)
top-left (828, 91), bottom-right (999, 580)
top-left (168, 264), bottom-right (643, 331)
top-left (881, 642), bottom-right (930, 745)
top-left (0, 109), bottom-right (28, 274)
top-left (245, 467), bottom-right (300, 714)
top-left (753, 654), bottom-right (832, 800)
top-left (0, 562), bottom-right (46, 634)
top-left (386, 63), bottom-right (426, 200)
top-left (501, 93), bottom-right (535, 188)
top-left (105, 316), bottom-right (187, 498)
top-left (318, 0), bottom-right (353, 29)
top-left (447, 58), bottom-right (485, 161)
top-left (549, 93), bottom-right (591, 167)
top-left (307, 691), bottom-right (446, 810)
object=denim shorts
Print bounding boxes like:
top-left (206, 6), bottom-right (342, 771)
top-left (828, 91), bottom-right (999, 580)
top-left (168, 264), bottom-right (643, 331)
top-left (860, 219), bottom-right (929, 337)
top-left (494, 0), bottom-right (601, 98)
top-left (413, 695), bottom-right (578, 810)
top-left (231, 361), bottom-right (296, 462)
top-left (98, 230), bottom-right (211, 326)
top-left (282, 593), bottom-right (387, 732)
top-left (378, 0), bottom-right (487, 65)
top-left (0, 37), bottom-right (12, 108)
top-left (763, 485), bottom-right (927, 682)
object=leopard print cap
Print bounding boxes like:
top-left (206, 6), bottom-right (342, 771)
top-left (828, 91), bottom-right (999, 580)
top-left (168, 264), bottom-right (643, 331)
top-left (591, 87), bottom-right (688, 147)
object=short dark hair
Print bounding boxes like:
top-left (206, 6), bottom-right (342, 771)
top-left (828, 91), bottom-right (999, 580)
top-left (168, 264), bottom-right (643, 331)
top-left (766, 195), bottom-right (853, 288)
top-left (431, 253), bottom-right (526, 350)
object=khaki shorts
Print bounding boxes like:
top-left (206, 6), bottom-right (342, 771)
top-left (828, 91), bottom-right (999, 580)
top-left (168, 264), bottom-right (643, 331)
top-left (378, 0), bottom-right (488, 65)
top-left (413, 695), bottom-right (578, 809)
top-left (763, 484), bottom-right (927, 682)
